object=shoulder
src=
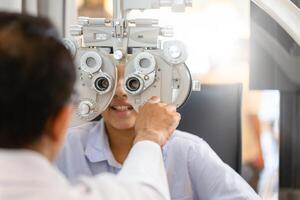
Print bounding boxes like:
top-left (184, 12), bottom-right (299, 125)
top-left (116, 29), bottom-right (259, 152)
top-left (164, 129), bottom-right (212, 160)
top-left (55, 121), bottom-right (101, 169)
top-left (67, 121), bottom-right (99, 136)
top-left (167, 129), bottom-right (208, 149)
top-left (57, 121), bottom-right (101, 160)
top-left (170, 129), bottom-right (204, 143)
top-left (65, 121), bottom-right (100, 146)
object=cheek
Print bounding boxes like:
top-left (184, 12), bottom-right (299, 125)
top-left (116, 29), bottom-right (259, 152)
top-left (101, 109), bottom-right (110, 120)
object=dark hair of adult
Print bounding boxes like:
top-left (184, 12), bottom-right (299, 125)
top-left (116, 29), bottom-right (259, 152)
top-left (0, 12), bottom-right (76, 148)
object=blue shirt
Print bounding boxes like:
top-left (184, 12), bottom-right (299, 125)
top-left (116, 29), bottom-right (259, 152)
top-left (56, 119), bottom-right (260, 200)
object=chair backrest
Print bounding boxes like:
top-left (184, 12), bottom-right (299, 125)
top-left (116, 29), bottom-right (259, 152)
top-left (177, 84), bottom-right (242, 173)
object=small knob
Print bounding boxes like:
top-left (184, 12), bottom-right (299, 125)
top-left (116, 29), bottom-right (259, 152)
top-left (113, 49), bottom-right (123, 60)
top-left (192, 80), bottom-right (201, 91)
top-left (160, 26), bottom-right (173, 37)
top-left (77, 16), bottom-right (89, 26)
top-left (70, 25), bottom-right (83, 36)
top-left (78, 101), bottom-right (92, 116)
top-left (163, 40), bottom-right (187, 64)
top-left (168, 45), bottom-right (181, 59)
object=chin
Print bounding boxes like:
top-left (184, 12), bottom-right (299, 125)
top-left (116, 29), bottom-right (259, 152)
top-left (112, 118), bottom-right (135, 130)
top-left (114, 123), bottom-right (134, 130)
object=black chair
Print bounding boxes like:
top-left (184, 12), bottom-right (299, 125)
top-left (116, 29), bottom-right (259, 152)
top-left (177, 84), bottom-right (242, 173)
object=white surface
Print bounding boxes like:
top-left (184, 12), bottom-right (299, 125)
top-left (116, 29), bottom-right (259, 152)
top-left (0, 141), bottom-right (170, 200)
top-left (252, 0), bottom-right (300, 45)
top-left (0, 0), bottom-right (21, 12)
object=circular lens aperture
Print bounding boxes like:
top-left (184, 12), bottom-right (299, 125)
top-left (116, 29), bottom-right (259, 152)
top-left (126, 77), bottom-right (141, 92)
top-left (94, 77), bottom-right (110, 92)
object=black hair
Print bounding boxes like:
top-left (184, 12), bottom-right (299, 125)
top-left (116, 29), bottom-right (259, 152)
top-left (0, 12), bottom-right (76, 148)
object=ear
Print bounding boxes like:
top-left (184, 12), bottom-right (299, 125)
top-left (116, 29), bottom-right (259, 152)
top-left (48, 105), bottom-right (73, 143)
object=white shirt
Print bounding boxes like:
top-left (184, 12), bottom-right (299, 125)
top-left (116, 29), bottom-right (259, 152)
top-left (0, 141), bottom-right (170, 200)
top-left (56, 120), bottom-right (261, 200)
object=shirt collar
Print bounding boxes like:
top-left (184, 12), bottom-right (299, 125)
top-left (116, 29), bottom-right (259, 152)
top-left (84, 119), bottom-right (122, 168)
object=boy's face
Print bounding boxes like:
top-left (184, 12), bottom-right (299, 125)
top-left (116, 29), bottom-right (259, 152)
top-left (101, 65), bottom-right (138, 131)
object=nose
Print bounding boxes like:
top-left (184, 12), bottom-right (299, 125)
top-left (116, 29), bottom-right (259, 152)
top-left (114, 65), bottom-right (127, 99)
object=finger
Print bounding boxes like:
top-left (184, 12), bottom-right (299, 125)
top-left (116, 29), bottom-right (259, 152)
top-left (176, 112), bottom-right (181, 120)
top-left (165, 104), bottom-right (177, 112)
top-left (176, 113), bottom-right (181, 124)
top-left (137, 99), bottom-right (149, 111)
top-left (138, 105), bottom-right (142, 113)
top-left (159, 102), bottom-right (167, 107)
top-left (147, 96), bottom-right (160, 104)
top-left (171, 113), bottom-right (181, 128)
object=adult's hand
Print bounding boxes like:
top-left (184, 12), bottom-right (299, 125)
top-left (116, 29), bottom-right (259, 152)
top-left (134, 96), bottom-right (181, 146)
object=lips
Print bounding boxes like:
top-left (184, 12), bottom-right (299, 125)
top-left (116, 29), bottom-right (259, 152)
top-left (110, 105), bottom-right (133, 111)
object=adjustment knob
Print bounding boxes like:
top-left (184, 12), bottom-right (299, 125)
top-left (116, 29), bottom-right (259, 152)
top-left (160, 26), bottom-right (173, 37)
top-left (169, 45), bottom-right (181, 59)
top-left (163, 40), bottom-right (187, 64)
top-left (113, 49), bottom-right (123, 60)
top-left (78, 101), bottom-right (93, 117)
top-left (77, 16), bottom-right (89, 26)
top-left (70, 25), bottom-right (83, 36)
